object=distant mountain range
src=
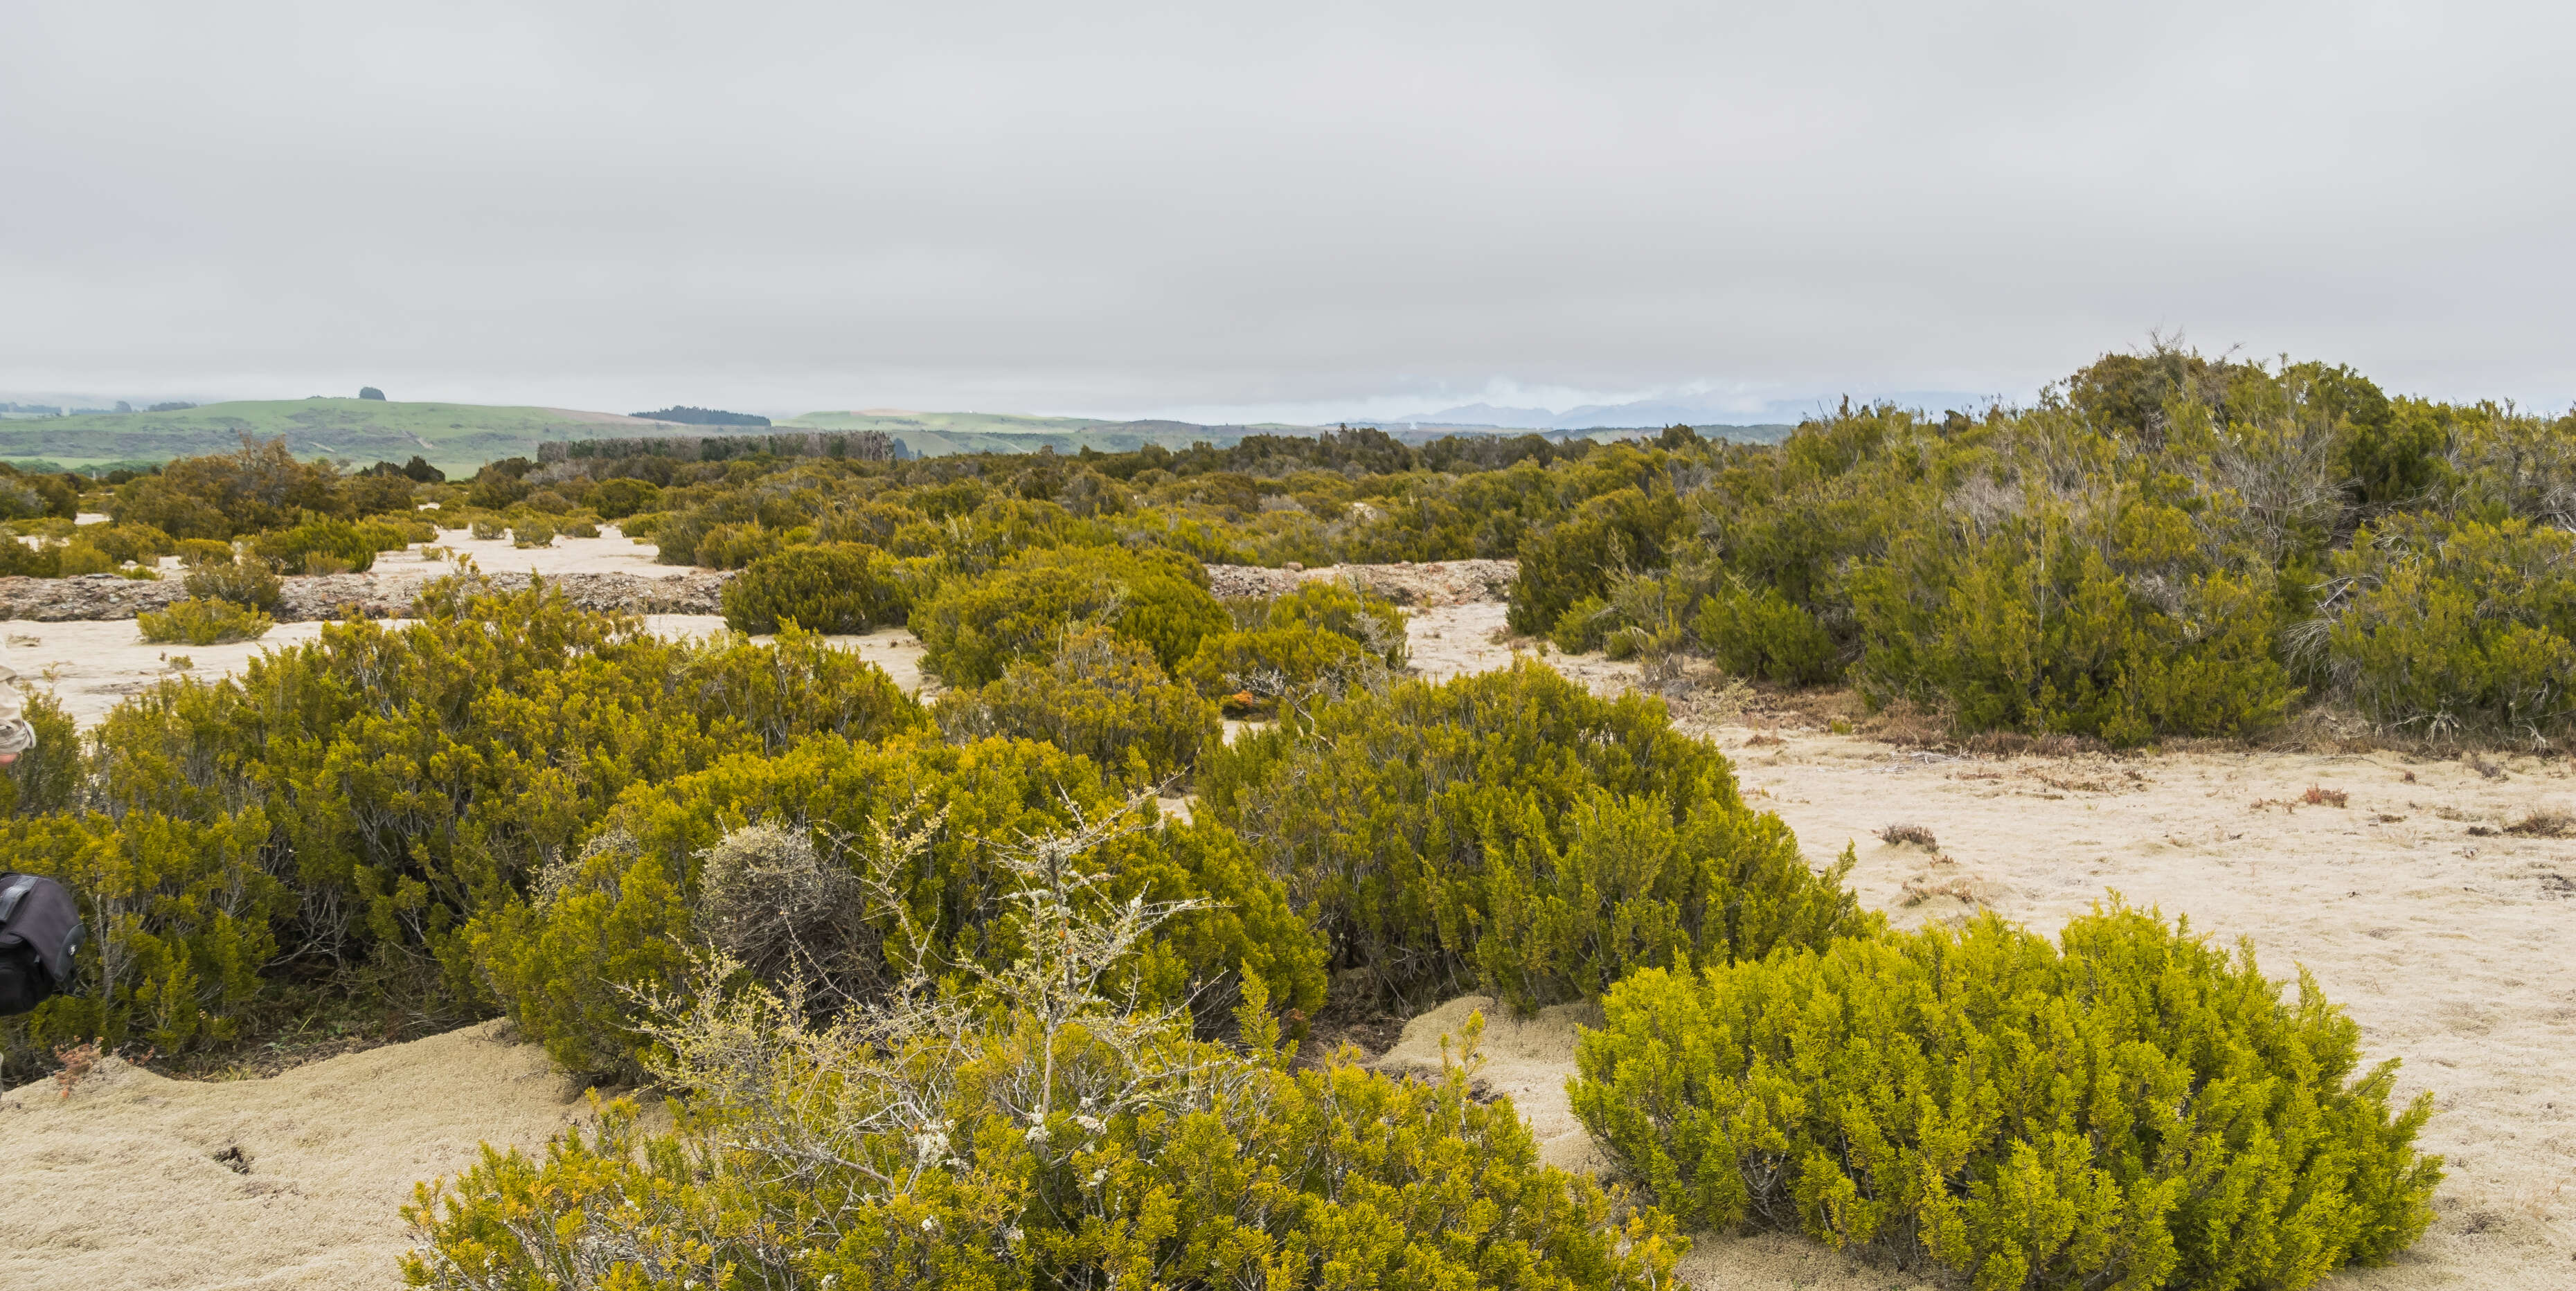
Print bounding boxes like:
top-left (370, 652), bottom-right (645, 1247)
top-left (1368, 390), bottom-right (1997, 432)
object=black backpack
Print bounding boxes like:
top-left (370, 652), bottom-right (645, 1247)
top-left (0, 873), bottom-right (82, 1015)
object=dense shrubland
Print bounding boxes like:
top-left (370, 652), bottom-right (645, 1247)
top-left (1519, 348), bottom-right (2576, 747)
top-left (0, 584), bottom-right (931, 1063)
top-left (0, 354), bottom-right (2480, 1284)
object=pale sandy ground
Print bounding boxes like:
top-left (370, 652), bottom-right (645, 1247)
top-left (5, 518), bottom-right (937, 728)
top-left (0, 1022), bottom-right (593, 1290)
top-left (5, 527), bottom-right (704, 728)
top-left (6, 615), bottom-right (931, 730)
top-left (4, 597), bottom-right (2568, 1287)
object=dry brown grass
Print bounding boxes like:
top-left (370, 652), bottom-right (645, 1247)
top-left (1875, 822), bottom-right (1940, 849)
top-left (1899, 874), bottom-right (1987, 907)
top-left (2300, 785), bottom-right (2350, 808)
top-left (2503, 808), bottom-right (2576, 838)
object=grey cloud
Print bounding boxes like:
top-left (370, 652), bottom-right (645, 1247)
top-left (4, 1), bottom-right (2570, 420)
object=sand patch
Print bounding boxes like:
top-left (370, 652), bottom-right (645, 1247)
top-left (0, 1021), bottom-right (596, 1290)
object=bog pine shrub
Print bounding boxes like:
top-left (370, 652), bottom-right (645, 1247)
top-left (180, 551), bottom-right (283, 611)
top-left (936, 624), bottom-right (1219, 784)
top-left (249, 513), bottom-right (405, 574)
top-left (2320, 516), bottom-right (2576, 740)
top-left (1263, 578), bottom-right (1410, 667)
top-left (1572, 903), bottom-right (2442, 1290)
top-left (467, 734), bottom-right (1324, 1076)
top-left (1853, 519), bottom-right (2298, 746)
top-left (1183, 579), bottom-right (1408, 712)
top-left (136, 597), bottom-right (275, 645)
top-left (1508, 485), bottom-right (1685, 638)
top-left (1182, 622), bottom-right (1376, 712)
top-left (1695, 576), bottom-right (1839, 685)
top-left (719, 540), bottom-right (914, 635)
top-left (911, 543), bottom-right (1229, 687)
top-left (409, 834), bottom-right (1681, 1291)
top-left (1200, 658), bottom-right (1869, 1010)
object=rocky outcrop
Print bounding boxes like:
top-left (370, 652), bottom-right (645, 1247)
top-left (1204, 559), bottom-right (1515, 607)
top-left (0, 570), bottom-right (731, 622)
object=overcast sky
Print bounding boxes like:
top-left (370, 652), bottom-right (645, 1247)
top-left (4, 1), bottom-right (2570, 423)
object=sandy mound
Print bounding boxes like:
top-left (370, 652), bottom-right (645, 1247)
top-left (0, 1021), bottom-right (596, 1290)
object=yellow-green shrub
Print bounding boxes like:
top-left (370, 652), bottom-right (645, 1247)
top-left (1508, 486), bottom-right (1685, 637)
top-left (690, 520), bottom-right (787, 568)
top-left (0, 541), bottom-right (61, 578)
top-left (1852, 519), bottom-right (2298, 744)
top-left (1181, 622), bottom-right (1376, 714)
top-left (2320, 516), bottom-right (2576, 739)
top-left (49, 582), bottom-right (926, 1056)
top-left (136, 597), bottom-right (275, 645)
top-left (180, 552), bottom-right (283, 611)
top-left (911, 544), bottom-right (1228, 687)
top-left (1573, 903), bottom-right (2442, 1290)
top-left (249, 514), bottom-right (402, 573)
top-left (1695, 577), bottom-right (1839, 684)
top-left (1200, 659), bottom-right (1868, 1009)
top-left (1260, 578), bottom-right (1408, 666)
top-left (719, 541), bottom-right (913, 634)
top-left (936, 625), bottom-right (1219, 784)
top-left (406, 998), bottom-right (1682, 1290)
top-left (0, 806), bottom-right (287, 1069)
top-left (55, 540), bottom-right (116, 575)
top-left (467, 734), bottom-right (1323, 1076)
top-left (82, 521), bottom-right (177, 566)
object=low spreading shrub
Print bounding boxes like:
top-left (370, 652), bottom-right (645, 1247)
top-left (1262, 578), bottom-right (1409, 667)
top-left (719, 541), bottom-right (913, 635)
top-left (2318, 517), bottom-right (2576, 740)
top-left (690, 520), bottom-right (787, 569)
top-left (589, 478), bottom-right (660, 519)
top-left (469, 737), bottom-right (1323, 1076)
top-left (0, 690), bottom-right (80, 819)
top-left (1696, 577), bottom-right (1840, 685)
top-left (181, 552), bottom-right (283, 611)
top-left (411, 862), bottom-right (1680, 1291)
top-left (2, 583), bottom-right (931, 1063)
top-left (911, 544), bottom-right (1228, 687)
top-left (1573, 902), bottom-right (2442, 1290)
top-left (1182, 579), bottom-right (1408, 713)
top-left (1181, 622), bottom-right (1377, 714)
top-left (82, 522), bottom-right (177, 566)
top-left (136, 597), bottom-right (276, 645)
top-left (0, 541), bottom-right (61, 579)
top-left (54, 541), bottom-right (116, 576)
top-left (249, 514), bottom-right (403, 574)
top-left (1509, 486), bottom-right (1685, 638)
top-left (1549, 593), bottom-right (1613, 653)
top-left (1201, 659), bottom-right (1869, 1010)
top-left (936, 625), bottom-right (1219, 783)
top-left (1853, 523), bottom-right (2298, 745)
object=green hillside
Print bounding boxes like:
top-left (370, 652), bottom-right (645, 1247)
top-left (0, 398), bottom-right (690, 473)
